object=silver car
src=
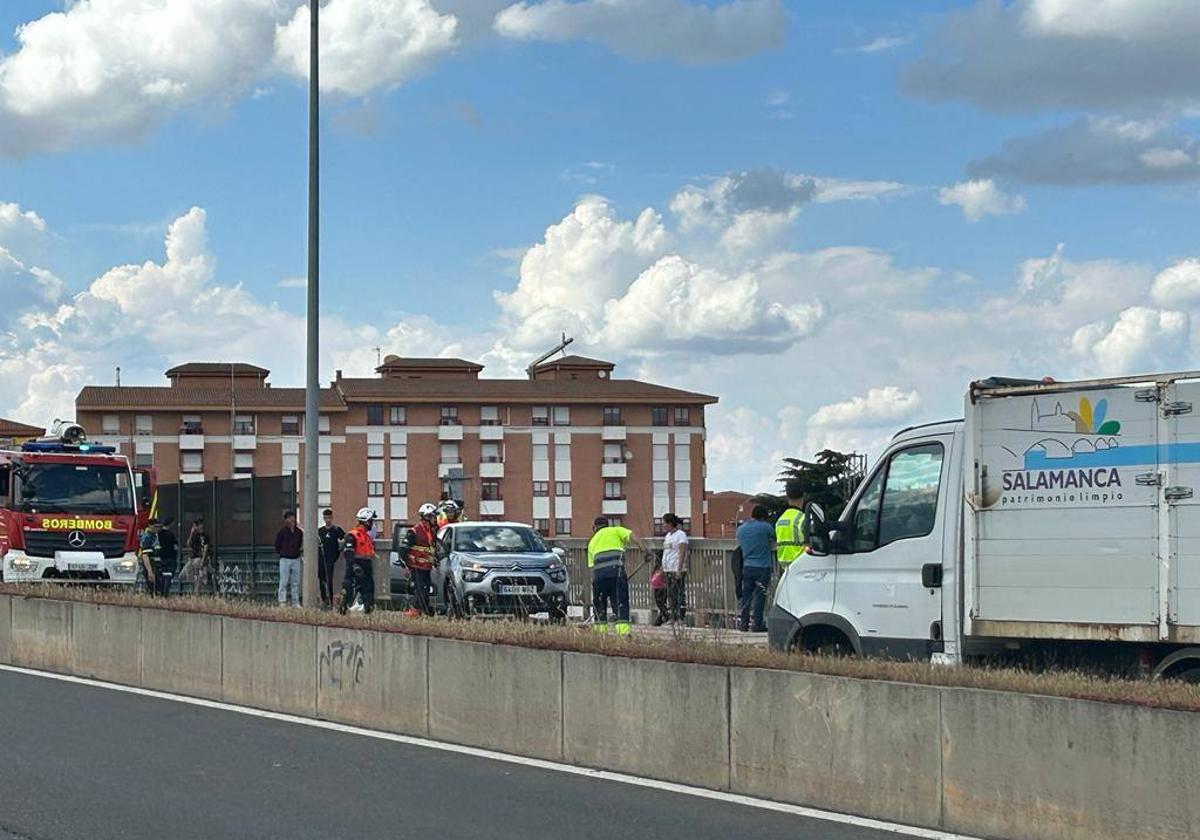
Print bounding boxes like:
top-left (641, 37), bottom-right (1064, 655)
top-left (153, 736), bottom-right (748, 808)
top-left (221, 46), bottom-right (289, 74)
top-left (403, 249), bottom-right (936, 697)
top-left (436, 521), bottom-right (570, 619)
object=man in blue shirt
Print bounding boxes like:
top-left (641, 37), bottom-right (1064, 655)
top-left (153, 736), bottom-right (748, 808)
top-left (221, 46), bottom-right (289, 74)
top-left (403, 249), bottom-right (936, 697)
top-left (736, 505), bottom-right (776, 632)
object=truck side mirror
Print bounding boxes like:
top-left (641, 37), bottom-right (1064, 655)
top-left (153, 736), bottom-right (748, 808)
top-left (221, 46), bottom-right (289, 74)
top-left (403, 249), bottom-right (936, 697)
top-left (804, 503), bottom-right (830, 556)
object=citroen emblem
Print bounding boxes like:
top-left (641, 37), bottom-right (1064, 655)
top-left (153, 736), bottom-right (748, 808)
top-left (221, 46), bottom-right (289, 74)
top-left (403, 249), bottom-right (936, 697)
top-left (511, 563), bottom-right (520, 571)
top-left (67, 530), bottom-right (87, 548)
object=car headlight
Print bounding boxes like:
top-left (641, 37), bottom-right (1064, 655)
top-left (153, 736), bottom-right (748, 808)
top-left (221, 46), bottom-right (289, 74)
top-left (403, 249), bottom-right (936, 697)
top-left (548, 568), bottom-right (567, 583)
top-left (462, 564), bottom-right (488, 583)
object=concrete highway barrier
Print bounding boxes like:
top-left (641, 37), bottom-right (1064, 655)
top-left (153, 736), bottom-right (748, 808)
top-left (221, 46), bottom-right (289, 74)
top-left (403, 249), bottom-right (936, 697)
top-left (316, 626), bottom-right (428, 736)
top-left (563, 652), bottom-right (729, 790)
top-left (71, 602), bottom-right (141, 685)
top-left (141, 608), bottom-right (223, 700)
top-left (0, 594), bottom-right (10, 665)
top-left (10, 596), bottom-right (73, 673)
top-left (2, 593), bottom-right (1196, 840)
top-left (428, 637), bottom-right (562, 760)
top-left (221, 617), bottom-right (316, 717)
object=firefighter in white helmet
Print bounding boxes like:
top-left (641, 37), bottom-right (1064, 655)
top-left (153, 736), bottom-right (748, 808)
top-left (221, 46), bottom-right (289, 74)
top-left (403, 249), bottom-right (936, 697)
top-left (338, 507), bottom-right (379, 614)
top-left (394, 502), bottom-right (439, 617)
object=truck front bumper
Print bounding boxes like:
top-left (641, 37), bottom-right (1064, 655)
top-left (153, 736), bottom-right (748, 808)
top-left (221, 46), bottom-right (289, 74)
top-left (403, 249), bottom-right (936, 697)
top-left (2, 549), bottom-right (140, 584)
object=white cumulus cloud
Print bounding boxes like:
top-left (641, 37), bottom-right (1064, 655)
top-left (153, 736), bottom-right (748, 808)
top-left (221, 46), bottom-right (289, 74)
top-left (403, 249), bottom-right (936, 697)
top-left (494, 0), bottom-right (786, 64)
top-left (1071, 307), bottom-right (1191, 374)
top-left (938, 179), bottom-right (1027, 222)
top-left (1151, 259), bottom-right (1200, 309)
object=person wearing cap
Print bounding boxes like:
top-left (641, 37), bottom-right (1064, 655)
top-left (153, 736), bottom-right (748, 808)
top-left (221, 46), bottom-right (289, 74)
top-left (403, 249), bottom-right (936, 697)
top-left (587, 516), bottom-right (636, 635)
top-left (776, 479), bottom-right (808, 568)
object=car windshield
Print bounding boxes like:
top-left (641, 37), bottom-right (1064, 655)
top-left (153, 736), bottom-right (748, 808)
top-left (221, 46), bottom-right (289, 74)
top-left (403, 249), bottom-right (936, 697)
top-left (453, 525), bottom-right (547, 554)
top-left (16, 463), bottom-right (134, 515)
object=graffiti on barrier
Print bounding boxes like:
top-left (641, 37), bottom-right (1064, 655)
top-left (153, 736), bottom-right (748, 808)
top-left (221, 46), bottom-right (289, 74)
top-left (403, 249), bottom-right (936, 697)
top-left (320, 640), bottom-right (367, 690)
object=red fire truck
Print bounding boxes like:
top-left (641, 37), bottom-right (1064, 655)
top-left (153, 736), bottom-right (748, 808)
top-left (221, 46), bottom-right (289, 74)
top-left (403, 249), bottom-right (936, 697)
top-left (0, 422), bottom-right (154, 584)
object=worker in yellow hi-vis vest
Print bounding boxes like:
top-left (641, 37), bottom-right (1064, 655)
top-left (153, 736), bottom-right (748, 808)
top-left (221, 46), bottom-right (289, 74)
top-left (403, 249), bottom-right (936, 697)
top-left (775, 479), bottom-right (807, 566)
top-left (587, 516), bottom-right (639, 635)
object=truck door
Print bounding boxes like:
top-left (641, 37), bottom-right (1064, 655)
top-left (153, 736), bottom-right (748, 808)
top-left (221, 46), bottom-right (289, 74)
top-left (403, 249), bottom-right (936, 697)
top-left (833, 436), bottom-right (950, 658)
top-left (1164, 381), bottom-right (1200, 638)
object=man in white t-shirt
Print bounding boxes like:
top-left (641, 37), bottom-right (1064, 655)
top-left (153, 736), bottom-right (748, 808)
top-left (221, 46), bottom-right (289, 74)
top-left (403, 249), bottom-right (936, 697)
top-left (660, 513), bottom-right (689, 624)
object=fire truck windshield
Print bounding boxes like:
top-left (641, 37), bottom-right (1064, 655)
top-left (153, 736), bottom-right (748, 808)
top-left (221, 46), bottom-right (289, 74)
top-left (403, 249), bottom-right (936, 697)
top-left (15, 463), bottom-right (134, 515)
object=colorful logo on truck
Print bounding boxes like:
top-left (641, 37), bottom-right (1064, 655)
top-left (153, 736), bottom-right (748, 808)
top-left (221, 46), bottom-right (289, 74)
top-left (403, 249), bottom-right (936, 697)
top-left (1064, 397), bottom-right (1121, 436)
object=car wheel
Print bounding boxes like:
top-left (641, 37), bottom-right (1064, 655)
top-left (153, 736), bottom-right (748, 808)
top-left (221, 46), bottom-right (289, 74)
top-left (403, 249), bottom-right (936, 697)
top-left (443, 578), bottom-right (463, 619)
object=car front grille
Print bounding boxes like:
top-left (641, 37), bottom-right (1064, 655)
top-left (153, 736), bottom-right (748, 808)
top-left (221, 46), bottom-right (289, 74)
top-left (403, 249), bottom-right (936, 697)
top-left (24, 531), bottom-right (128, 559)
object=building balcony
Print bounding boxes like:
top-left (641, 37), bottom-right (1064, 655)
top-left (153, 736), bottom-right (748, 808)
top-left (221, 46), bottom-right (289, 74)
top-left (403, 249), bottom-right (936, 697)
top-left (439, 462), bottom-right (464, 478)
top-left (479, 425), bottom-right (505, 441)
top-left (602, 426), bottom-right (627, 441)
top-left (479, 500), bottom-right (505, 517)
top-left (233, 435), bottom-right (256, 450)
top-left (438, 424), bottom-right (464, 441)
top-left (479, 461), bottom-right (504, 479)
top-left (179, 434), bottom-right (205, 451)
top-left (602, 462), bottom-right (627, 478)
top-left (602, 499), bottom-right (628, 516)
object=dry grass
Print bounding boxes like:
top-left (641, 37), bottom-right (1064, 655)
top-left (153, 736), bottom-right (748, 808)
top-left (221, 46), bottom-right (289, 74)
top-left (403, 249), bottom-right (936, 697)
top-left (5, 583), bottom-right (1200, 713)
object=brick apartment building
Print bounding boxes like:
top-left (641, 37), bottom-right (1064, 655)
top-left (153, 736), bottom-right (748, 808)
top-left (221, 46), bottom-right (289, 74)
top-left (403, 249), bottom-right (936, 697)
top-left (75, 356), bottom-right (718, 537)
top-left (0, 418), bottom-right (46, 448)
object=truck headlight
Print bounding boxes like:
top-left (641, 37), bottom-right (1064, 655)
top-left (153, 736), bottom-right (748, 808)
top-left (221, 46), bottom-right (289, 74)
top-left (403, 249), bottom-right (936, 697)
top-left (116, 558), bottom-right (138, 572)
top-left (10, 557), bottom-right (35, 572)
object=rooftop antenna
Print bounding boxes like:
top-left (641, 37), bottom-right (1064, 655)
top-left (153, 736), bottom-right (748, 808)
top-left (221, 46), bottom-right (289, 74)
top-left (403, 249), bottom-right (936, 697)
top-left (373, 346), bottom-right (382, 367)
top-left (526, 333), bottom-right (574, 379)
top-left (115, 366), bottom-right (121, 387)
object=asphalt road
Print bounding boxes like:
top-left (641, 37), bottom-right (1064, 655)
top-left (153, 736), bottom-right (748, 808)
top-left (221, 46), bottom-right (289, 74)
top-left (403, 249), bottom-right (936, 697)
top-left (0, 669), bottom-right (936, 840)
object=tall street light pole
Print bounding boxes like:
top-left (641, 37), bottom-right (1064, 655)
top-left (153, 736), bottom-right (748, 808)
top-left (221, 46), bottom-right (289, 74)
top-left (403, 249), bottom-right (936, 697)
top-left (302, 0), bottom-right (321, 609)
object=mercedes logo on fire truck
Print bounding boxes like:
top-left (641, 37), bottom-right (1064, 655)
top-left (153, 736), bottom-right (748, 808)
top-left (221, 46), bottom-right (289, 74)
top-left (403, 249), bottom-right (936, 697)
top-left (67, 530), bottom-right (87, 549)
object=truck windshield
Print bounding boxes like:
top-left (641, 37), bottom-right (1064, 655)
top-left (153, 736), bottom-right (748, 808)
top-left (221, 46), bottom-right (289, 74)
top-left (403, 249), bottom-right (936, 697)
top-left (454, 525), bottom-right (547, 554)
top-left (16, 463), bottom-right (134, 515)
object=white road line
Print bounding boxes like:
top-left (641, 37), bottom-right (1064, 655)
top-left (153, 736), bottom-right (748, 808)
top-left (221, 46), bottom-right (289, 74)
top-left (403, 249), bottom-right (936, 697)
top-left (0, 663), bottom-right (980, 840)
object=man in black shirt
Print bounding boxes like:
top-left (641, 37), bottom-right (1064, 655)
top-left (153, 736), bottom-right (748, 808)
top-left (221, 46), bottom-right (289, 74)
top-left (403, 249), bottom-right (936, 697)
top-left (318, 508), bottom-right (346, 609)
top-left (156, 517), bottom-right (179, 597)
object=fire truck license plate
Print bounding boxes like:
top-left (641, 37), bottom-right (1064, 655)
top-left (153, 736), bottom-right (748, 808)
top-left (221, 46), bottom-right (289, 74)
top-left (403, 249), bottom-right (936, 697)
top-left (68, 563), bottom-right (97, 571)
top-left (498, 585), bottom-right (537, 595)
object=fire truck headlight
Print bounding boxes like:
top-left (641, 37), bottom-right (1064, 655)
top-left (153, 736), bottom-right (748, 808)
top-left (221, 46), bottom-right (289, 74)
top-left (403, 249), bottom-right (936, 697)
top-left (116, 558), bottom-right (138, 573)
top-left (10, 557), bottom-right (36, 572)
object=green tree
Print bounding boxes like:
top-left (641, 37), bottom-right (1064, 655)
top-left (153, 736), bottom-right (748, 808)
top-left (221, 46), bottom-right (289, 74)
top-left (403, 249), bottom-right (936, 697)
top-left (750, 450), bottom-right (866, 522)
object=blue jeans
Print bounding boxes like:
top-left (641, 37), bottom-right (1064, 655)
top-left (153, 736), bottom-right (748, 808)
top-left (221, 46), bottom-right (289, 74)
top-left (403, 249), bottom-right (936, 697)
top-left (739, 566), bottom-right (771, 631)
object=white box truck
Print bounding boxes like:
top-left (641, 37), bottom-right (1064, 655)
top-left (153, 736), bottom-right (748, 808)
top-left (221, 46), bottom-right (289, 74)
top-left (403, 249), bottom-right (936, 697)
top-left (768, 371), bottom-right (1200, 680)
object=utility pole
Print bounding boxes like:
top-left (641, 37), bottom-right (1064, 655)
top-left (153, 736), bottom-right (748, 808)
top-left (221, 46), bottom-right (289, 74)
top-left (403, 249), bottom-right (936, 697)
top-left (301, 0), bottom-right (321, 609)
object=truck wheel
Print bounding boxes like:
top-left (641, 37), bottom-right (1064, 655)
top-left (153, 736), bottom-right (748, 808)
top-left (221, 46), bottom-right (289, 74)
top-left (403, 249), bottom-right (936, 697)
top-left (1171, 665), bottom-right (1200, 684)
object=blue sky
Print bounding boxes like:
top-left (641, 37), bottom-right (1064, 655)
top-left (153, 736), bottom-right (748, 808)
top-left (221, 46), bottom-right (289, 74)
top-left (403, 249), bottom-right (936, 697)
top-left (1, 0), bottom-right (1199, 492)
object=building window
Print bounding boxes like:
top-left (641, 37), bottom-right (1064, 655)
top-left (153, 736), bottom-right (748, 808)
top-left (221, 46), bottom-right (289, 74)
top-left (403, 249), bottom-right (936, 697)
top-left (233, 414), bottom-right (255, 435)
top-left (653, 517), bottom-right (666, 536)
top-left (533, 519), bottom-right (550, 536)
top-left (481, 480), bottom-right (503, 501)
top-left (318, 493), bottom-right (332, 509)
top-left (481, 442), bottom-right (503, 463)
top-left (675, 443), bottom-right (690, 462)
top-left (555, 442), bottom-right (570, 462)
top-left (389, 405), bottom-right (406, 425)
top-left (440, 442), bottom-right (460, 464)
top-left (680, 518), bottom-right (692, 532)
top-left (532, 406), bottom-right (549, 426)
top-left (480, 406), bottom-right (500, 426)
top-left (234, 453), bottom-right (254, 474)
top-left (134, 452), bottom-right (153, 469)
top-left (653, 481), bottom-right (669, 498)
top-left (603, 406), bottom-right (622, 426)
top-left (603, 443), bottom-right (624, 464)
top-left (533, 443), bottom-right (548, 461)
top-left (281, 415), bottom-right (300, 436)
top-left (390, 482), bottom-right (407, 497)
top-left (181, 415), bottom-right (203, 435)
top-left (608, 517), bottom-right (623, 528)
top-left (651, 407), bottom-right (669, 427)
top-left (135, 415), bottom-right (153, 435)
top-left (181, 452), bottom-right (202, 473)
top-left (368, 443), bottom-right (384, 459)
top-left (319, 415), bottom-right (331, 435)
top-left (440, 406), bottom-right (459, 426)
top-left (604, 480), bottom-right (624, 500)
top-left (673, 406), bottom-right (691, 426)
top-left (366, 405), bottom-right (384, 426)
top-left (553, 406), bottom-right (570, 426)
top-left (101, 414), bottom-right (120, 435)
top-left (555, 481), bottom-right (571, 497)
top-left (653, 444), bottom-right (668, 461)
top-left (367, 482), bottom-right (384, 497)
top-left (533, 482), bottom-right (549, 497)
top-left (555, 518), bottom-right (572, 536)
top-left (390, 442), bottom-right (407, 460)
top-left (675, 481), bottom-right (692, 499)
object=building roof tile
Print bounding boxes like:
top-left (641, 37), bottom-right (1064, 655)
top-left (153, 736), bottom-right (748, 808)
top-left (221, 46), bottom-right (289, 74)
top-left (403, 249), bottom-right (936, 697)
top-left (335, 377), bottom-right (717, 404)
top-left (0, 418), bottom-right (46, 437)
top-left (76, 386), bottom-right (345, 410)
top-left (165, 362), bottom-right (270, 376)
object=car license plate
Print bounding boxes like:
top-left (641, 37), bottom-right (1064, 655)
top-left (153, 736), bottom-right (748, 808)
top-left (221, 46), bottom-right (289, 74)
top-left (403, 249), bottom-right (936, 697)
top-left (499, 585), bottom-right (537, 596)
top-left (68, 563), bottom-right (96, 571)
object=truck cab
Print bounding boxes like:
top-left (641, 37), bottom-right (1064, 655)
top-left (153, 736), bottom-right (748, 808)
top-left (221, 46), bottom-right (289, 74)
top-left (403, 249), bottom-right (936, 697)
top-left (769, 420), bottom-right (964, 660)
